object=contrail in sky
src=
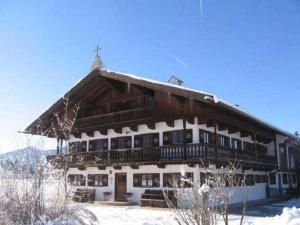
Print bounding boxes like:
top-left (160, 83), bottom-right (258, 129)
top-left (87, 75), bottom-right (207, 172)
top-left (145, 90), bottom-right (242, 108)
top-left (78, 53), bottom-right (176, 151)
top-left (199, 0), bottom-right (203, 21)
top-left (171, 54), bottom-right (190, 68)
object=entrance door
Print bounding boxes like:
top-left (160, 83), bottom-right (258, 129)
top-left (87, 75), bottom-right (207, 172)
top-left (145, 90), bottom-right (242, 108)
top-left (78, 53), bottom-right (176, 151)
top-left (115, 173), bottom-right (127, 201)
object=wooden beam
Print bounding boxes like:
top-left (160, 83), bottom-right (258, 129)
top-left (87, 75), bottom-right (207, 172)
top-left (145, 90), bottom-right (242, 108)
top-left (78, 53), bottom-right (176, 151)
top-left (130, 124), bottom-right (138, 132)
top-left (217, 122), bottom-right (228, 131)
top-left (228, 126), bottom-right (238, 134)
top-left (130, 164), bottom-right (139, 169)
top-left (114, 127), bottom-right (123, 134)
top-left (240, 130), bottom-right (250, 138)
top-left (166, 119), bottom-right (175, 127)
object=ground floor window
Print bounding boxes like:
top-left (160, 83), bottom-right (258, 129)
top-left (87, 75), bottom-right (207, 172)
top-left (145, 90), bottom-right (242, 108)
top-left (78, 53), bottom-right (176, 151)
top-left (68, 174), bottom-right (85, 186)
top-left (133, 173), bottom-right (160, 187)
top-left (163, 173), bottom-right (193, 188)
top-left (255, 175), bottom-right (268, 183)
top-left (88, 174), bottom-right (108, 187)
top-left (245, 175), bottom-right (255, 186)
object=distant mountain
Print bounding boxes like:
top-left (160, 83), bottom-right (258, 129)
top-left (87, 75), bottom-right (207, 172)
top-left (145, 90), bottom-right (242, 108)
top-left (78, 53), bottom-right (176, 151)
top-left (0, 147), bottom-right (56, 175)
top-left (0, 147), bottom-right (56, 160)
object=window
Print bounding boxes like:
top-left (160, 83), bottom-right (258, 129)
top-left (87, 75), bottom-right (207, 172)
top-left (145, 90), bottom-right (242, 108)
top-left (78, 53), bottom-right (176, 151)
top-left (68, 174), bottom-right (85, 186)
top-left (88, 174), bottom-right (108, 187)
top-left (199, 130), bottom-right (214, 145)
top-left (218, 135), bottom-right (230, 148)
top-left (256, 175), bottom-right (267, 183)
top-left (133, 173), bottom-right (160, 188)
top-left (172, 130), bottom-right (184, 145)
top-left (111, 136), bottom-right (132, 149)
top-left (270, 173), bottom-right (276, 185)
top-left (231, 138), bottom-right (242, 150)
top-left (134, 133), bottom-right (159, 149)
top-left (163, 173), bottom-right (193, 188)
top-left (255, 175), bottom-right (268, 183)
top-left (282, 173), bottom-right (288, 184)
top-left (163, 130), bottom-right (193, 145)
top-left (69, 141), bottom-right (87, 153)
top-left (245, 175), bottom-right (255, 186)
top-left (89, 139), bottom-right (108, 151)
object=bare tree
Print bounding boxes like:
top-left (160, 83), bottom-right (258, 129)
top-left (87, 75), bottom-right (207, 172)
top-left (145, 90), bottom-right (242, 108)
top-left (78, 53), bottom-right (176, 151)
top-left (164, 162), bottom-right (248, 225)
top-left (48, 96), bottom-right (80, 200)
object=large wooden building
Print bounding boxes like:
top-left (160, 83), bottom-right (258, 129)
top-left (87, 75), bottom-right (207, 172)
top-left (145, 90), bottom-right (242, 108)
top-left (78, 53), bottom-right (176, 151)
top-left (26, 52), bottom-right (300, 205)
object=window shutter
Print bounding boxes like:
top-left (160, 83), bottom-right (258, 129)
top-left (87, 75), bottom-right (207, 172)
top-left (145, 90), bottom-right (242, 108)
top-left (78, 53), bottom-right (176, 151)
top-left (134, 135), bottom-right (142, 148)
top-left (111, 138), bottom-right (117, 149)
top-left (69, 142), bottom-right (76, 153)
top-left (152, 174), bottom-right (160, 187)
top-left (102, 175), bottom-right (108, 186)
top-left (185, 172), bottom-right (194, 187)
top-left (133, 174), bottom-right (140, 187)
top-left (68, 175), bottom-right (74, 184)
top-left (200, 173), bottom-right (206, 185)
top-left (163, 174), bottom-right (172, 187)
top-left (152, 133), bottom-right (160, 147)
top-left (163, 132), bottom-right (171, 146)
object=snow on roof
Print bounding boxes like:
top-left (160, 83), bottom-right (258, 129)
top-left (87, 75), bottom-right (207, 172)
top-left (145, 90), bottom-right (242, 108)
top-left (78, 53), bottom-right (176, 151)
top-left (102, 68), bottom-right (296, 139)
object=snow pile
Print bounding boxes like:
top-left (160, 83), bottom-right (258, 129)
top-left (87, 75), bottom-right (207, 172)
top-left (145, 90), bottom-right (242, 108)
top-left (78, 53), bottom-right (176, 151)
top-left (263, 207), bottom-right (300, 225)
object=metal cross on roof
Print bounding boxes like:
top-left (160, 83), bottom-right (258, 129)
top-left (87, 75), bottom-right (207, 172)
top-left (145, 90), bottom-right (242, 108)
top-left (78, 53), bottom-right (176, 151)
top-left (94, 45), bottom-right (101, 57)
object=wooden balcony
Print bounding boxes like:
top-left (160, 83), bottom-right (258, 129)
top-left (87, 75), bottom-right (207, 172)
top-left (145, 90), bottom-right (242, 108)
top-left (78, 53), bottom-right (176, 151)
top-left (76, 106), bottom-right (155, 132)
top-left (48, 143), bottom-right (278, 170)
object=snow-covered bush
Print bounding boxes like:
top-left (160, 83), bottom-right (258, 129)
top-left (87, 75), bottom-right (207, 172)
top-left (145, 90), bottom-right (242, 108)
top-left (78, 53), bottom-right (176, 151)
top-left (164, 162), bottom-right (248, 225)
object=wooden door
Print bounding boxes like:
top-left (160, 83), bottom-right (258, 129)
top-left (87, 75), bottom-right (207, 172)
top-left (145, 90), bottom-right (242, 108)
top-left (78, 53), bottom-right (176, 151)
top-left (115, 173), bottom-right (127, 202)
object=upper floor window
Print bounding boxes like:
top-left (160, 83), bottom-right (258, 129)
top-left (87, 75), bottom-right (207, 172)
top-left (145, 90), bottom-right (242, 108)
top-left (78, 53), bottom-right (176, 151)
top-left (89, 139), bottom-right (108, 151)
top-left (134, 133), bottom-right (159, 150)
top-left (69, 141), bottom-right (87, 153)
top-left (217, 135), bottom-right (230, 148)
top-left (199, 130), bottom-right (215, 145)
top-left (163, 129), bottom-right (193, 146)
top-left (111, 136), bottom-right (132, 149)
top-left (231, 138), bottom-right (242, 150)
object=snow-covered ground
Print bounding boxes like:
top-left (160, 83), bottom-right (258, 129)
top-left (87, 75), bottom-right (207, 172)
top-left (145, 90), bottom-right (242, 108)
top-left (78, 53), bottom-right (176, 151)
top-left (70, 198), bottom-right (300, 225)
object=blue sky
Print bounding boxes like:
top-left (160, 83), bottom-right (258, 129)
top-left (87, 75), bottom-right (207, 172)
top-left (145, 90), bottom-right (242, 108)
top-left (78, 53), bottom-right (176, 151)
top-left (0, 0), bottom-right (299, 153)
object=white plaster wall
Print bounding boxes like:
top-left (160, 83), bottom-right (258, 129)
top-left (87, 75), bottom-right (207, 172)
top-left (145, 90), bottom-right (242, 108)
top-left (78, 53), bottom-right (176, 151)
top-left (68, 164), bottom-right (267, 204)
top-left (69, 118), bottom-right (277, 157)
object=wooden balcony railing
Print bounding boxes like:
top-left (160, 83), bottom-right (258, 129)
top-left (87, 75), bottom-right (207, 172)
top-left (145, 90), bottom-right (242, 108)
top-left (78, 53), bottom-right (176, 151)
top-left (76, 106), bottom-right (154, 129)
top-left (48, 143), bottom-right (278, 169)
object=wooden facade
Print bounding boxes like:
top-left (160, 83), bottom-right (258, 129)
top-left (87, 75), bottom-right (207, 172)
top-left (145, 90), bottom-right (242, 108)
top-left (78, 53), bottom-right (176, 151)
top-left (25, 67), bottom-right (300, 203)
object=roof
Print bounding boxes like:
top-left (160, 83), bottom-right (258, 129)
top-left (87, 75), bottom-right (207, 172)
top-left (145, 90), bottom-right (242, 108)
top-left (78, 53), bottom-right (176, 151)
top-left (25, 68), bottom-right (297, 140)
